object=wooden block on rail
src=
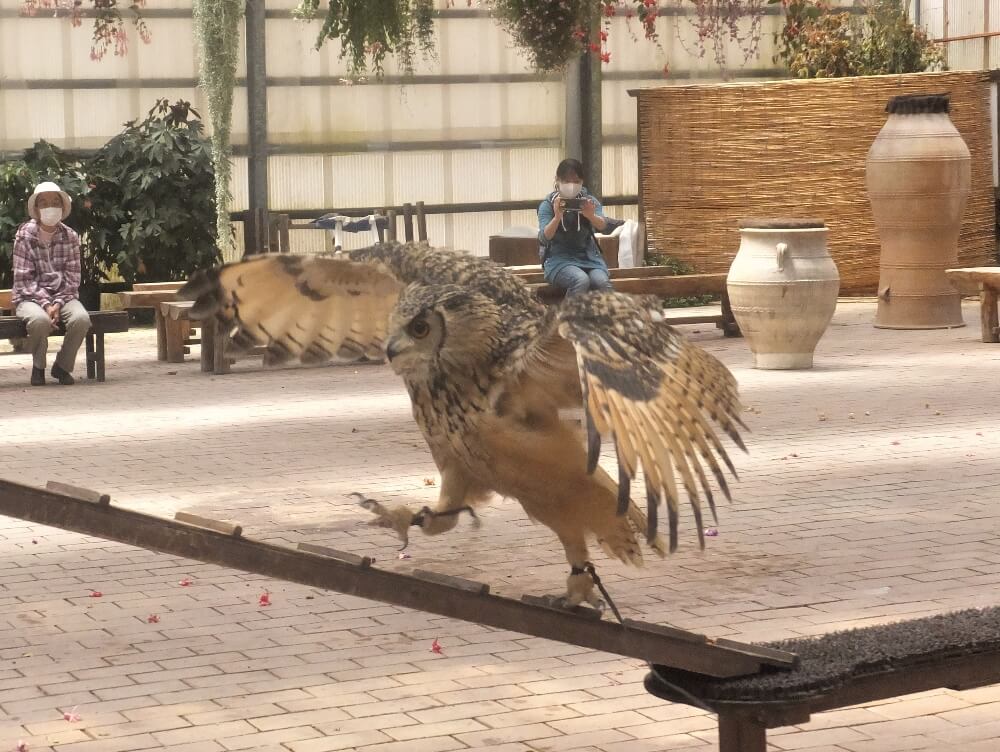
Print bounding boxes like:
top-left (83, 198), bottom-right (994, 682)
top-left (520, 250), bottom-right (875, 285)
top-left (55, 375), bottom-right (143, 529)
top-left (46, 480), bottom-right (111, 506)
top-left (412, 569), bottom-right (490, 595)
top-left (297, 542), bottom-right (372, 568)
top-left (174, 511), bottom-right (243, 538)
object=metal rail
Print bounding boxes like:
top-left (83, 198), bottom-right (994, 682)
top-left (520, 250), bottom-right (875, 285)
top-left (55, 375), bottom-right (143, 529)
top-left (0, 478), bottom-right (795, 679)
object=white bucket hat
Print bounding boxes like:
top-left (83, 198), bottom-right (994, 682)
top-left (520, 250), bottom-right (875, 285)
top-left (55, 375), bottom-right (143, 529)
top-left (27, 181), bottom-right (72, 221)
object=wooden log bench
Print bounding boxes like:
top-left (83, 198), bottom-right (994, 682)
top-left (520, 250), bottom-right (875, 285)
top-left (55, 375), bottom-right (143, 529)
top-left (946, 267), bottom-right (1000, 343)
top-left (506, 266), bottom-right (741, 337)
top-left (0, 310), bottom-right (129, 382)
top-left (118, 282), bottom-right (202, 362)
top-left (644, 608), bottom-right (1000, 752)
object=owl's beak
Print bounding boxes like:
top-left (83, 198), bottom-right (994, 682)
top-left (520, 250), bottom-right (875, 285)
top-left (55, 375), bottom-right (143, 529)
top-left (385, 336), bottom-right (403, 362)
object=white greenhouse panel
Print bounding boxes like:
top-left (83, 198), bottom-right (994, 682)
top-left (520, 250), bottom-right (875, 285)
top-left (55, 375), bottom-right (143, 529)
top-left (268, 87), bottom-right (326, 145)
top-left (450, 150), bottom-right (504, 203)
top-left (392, 151), bottom-right (447, 204)
top-left (137, 18), bottom-right (198, 79)
top-left (2, 89), bottom-right (67, 148)
top-left (1, 17), bottom-right (66, 79)
top-left (504, 82), bottom-right (563, 136)
top-left (508, 209), bottom-right (540, 236)
top-left (387, 85), bottom-right (446, 139)
top-left (231, 157), bottom-right (249, 212)
top-left (444, 84), bottom-right (505, 139)
top-left (321, 85), bottom-right (392, 144)
top-left (451, 210), bottom-right (506, 256)
top-left (328, 153), bottom-right (387, 209)
top-left (70, 90), bottom-right (141, 147)
top-left (266, 18), bottom-right (328, 79)
top-left (269, 155), bottom-right (327, 210)
top-left (508, 147), bottom-right (562, 201)
top-left (438, 18), bottom-right (506, 77)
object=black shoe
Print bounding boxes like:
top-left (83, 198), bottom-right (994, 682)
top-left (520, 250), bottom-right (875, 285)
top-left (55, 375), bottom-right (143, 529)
top-left (51, 363), bottom-right (75, 385)
top-left (30, 367), bottom-right (45, 386)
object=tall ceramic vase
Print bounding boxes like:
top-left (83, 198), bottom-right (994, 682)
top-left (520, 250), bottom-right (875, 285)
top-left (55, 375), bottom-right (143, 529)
top-left (866, 93), bottom-right (970, 329)
top-left (726, 219), bottom-right (840, 369)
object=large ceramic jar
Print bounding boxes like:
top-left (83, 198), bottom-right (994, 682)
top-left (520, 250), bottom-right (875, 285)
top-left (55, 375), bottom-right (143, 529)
top-left (727, 219), bottom-right (840, 369)
top-left (866, 93), bottom-right (970, 329)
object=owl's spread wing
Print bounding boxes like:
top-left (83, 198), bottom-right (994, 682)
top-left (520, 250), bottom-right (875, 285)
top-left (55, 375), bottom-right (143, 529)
top-left (515, 292), bottom-right (746, 551)
top-left (178, 254), bottom-right (403, 365)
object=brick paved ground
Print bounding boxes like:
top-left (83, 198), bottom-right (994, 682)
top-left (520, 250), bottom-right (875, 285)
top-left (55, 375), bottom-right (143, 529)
top-left (1, 299), bottom-right (998, 752)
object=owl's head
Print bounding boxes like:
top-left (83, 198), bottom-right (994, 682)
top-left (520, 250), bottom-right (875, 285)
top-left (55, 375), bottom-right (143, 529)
top-left (386, 283), bottom-right (502, 379)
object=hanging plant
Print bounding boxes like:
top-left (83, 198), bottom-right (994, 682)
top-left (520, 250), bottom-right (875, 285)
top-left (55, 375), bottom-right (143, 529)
top-left (19, 0), bottom-right (152, 61)
top-left (676, 0), bottom-right (768, 71)
top-left (293, 0), bottom-right (437, 76)
top-left (193, 0), bottom-right (244, 255)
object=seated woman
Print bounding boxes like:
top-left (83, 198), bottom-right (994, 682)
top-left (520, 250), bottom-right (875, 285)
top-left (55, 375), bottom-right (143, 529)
top-left (537, 158), bottom-right (613, 297)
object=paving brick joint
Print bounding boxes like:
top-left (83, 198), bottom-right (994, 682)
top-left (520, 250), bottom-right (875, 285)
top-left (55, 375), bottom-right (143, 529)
top-left (2, 300), bottom-right (998, 751)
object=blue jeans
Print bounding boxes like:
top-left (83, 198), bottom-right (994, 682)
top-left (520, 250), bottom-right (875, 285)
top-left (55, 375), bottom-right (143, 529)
top-left (550, 266), bottom-right (613, 297)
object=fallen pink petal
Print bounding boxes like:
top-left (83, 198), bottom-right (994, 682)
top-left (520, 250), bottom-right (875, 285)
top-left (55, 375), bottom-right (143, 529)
top-left (88, 590), bottom-right (102, 598)
top-left (431, 638), bottom-right (443, 654)
top-left (397, 552), bottom-right (411, 560)
top-left (178, 578), bottom-right (193, 587)
top-left (16, 740), bottom-right (28, 752)
top-left (147, 614), bottom-right (160, 623)
top-left (259, 592), bottom-right (271, 607)
top-left (705, 528), bottom-right (719, 537)
top-left (62, 706), bottom-right (81, 722)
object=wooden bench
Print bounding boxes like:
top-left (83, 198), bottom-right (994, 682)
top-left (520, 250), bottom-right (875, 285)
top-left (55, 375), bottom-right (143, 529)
top-left (946, 266), bottom-right (1000, 342)
top-left (0, 310), bottom-right (129, 382)
top-left (161, 301), bottom-right (238, 375)
top-left (118, 282), bottom-right (199, 362)
top-left (644, 607), bottom-right (1000, 752)
top-left (506, 267), bottom-right (741, 337)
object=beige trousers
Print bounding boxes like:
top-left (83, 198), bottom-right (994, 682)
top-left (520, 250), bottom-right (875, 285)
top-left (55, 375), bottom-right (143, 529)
top-left (15, 299), bottom-right (91, 371)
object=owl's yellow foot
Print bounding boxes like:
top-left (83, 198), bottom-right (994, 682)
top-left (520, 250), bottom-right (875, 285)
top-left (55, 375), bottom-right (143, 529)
top-left (551, 567), bottom-right (605, 612)
top-left (352, 493), bottom-right (480, 549)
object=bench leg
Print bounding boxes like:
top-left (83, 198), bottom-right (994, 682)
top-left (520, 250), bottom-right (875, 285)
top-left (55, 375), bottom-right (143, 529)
top-left (200, 318), bottom-right (216, 372)
top-left (981, 284), bottom-right (999, 343)
top-left (211, 318), bottom-right (231, 375)
top-left (95, 332), bottom-right (106, 382)
top-left (718, 713), bottom-right (766, 752)
top-left (155, 307), bottom-right (168, 361)
top-left (85, 333), bottom-right (96, 380)
top-left (164, 317), bottom-right (187, 363)
top-left (720, 288), bottom-right (742, 338)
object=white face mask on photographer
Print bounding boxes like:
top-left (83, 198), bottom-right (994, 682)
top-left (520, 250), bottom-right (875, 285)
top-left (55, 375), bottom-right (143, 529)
top-left (39, 207), bottom-right (63, 227)
top-left (558, 182), bottom-right (582, 199)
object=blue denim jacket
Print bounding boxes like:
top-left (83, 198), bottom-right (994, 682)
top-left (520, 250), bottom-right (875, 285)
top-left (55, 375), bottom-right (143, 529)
top-left (537, 189), bottom-right (608, 283)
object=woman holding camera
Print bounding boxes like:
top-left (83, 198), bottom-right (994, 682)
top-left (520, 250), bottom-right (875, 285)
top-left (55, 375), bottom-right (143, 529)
top-left (537, 158), bottom-right (613, 297)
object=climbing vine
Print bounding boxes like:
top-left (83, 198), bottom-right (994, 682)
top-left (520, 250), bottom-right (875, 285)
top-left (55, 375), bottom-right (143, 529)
top-left (192, 0), bottom-right (244, 255)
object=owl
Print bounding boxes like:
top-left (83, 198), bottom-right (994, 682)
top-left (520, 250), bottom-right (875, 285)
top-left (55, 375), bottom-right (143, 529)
top-left (180, 242), bottom-right (745, 610)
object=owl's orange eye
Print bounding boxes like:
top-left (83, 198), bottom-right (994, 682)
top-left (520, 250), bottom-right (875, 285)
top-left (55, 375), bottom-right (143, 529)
top-left (408, 318), bottom-right (430, 339)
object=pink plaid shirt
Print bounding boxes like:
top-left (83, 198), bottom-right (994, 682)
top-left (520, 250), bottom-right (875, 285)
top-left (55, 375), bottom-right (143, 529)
top-left (11, 219), bottom-right (82, 308)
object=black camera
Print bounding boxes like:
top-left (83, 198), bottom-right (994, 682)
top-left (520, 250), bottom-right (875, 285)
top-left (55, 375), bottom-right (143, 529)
top-left (562, 197), bottom-right (584, 210)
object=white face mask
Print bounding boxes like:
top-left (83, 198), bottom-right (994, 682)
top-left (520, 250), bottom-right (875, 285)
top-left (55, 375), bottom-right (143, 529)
top-left (39, 207), bottom-right (63, 227)
top-left (558, 182), bottom-right (582, 199)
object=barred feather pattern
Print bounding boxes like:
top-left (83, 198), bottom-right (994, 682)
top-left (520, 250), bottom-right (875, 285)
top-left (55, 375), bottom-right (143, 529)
top-left (553, 292), bottom-right (747, 551)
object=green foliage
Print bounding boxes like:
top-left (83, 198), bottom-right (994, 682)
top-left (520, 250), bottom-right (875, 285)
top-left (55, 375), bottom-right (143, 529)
top-left (293, 0), bottom-right (437, 76)
top-left (644, 250), bottom-right (717, 308)
top-left (772, 0), bottom-right (944, 78)
top-left (0, 100), bottom-right (219, 290)
top-left (87, 99), bottom-right (220, 284)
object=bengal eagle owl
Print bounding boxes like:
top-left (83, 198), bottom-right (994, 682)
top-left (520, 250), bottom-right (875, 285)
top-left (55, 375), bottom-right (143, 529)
top-left (180, 242), bottom-right (745, 609)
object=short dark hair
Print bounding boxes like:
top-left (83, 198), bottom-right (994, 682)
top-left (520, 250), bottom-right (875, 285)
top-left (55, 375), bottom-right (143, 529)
top-left (555, 158), bottom-right (585, 182)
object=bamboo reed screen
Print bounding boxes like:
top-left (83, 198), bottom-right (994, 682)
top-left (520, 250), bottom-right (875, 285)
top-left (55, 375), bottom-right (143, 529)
top-left (632, 71), bottom-right (996, 294)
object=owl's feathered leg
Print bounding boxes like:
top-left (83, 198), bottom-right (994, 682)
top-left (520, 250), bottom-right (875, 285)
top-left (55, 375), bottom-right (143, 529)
top-left (555, 534), bottom-right (604, 611)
